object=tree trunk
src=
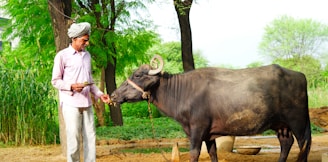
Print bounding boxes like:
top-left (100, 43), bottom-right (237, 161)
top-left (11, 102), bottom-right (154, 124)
top-left (103, 0), bottom-right (123, 126)
top-left (92, 68), bottom-right (106, 126)
top-left (48, 1), bottom-right (72, 52)
top-left (48, 0), bottom-right (72, 156)
top-left (105, 57), bottom-right (123, 126)
top-left (174, 0), bottom-right (195, 72)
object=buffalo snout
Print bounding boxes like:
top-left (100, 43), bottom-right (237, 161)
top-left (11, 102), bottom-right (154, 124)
top-left (109, 92), bottom-right (120, 106)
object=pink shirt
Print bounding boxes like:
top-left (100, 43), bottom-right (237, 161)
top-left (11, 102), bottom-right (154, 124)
top-left (51, 45), bottom-right (103, 107)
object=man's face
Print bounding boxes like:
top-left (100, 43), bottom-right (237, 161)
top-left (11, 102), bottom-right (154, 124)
top-left (72, 35), bottom-right (90, 51)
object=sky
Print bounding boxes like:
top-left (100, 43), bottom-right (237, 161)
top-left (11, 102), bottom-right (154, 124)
top-left (148, 0), bottom-right (328, 68)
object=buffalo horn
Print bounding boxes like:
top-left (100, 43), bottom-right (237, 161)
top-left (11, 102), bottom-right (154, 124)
top-left (148, 55), bottom-right (164, 75)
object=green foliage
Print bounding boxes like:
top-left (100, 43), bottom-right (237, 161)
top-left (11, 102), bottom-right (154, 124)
top-left (0, 69), bottom-right (58, 145)
top-left (96, 117), bottom-right (185, 140)
top-left (311, 122), bottom-right (325, 133)
top-left (261, 129), bottom-right (276, 136)
top-left (147, 41), bottom-right (209, 73)
top-left (259, 15), bottom-right (328, 89)
top-left (317, 67), bottom-right (328, 88)
top-left (113, 29), bottom-right (160, 75)
top-left (0, 17), bottom-right (8, 27)
top-left (273, 55), bottom-right (323, 88)
top-left (0, 0), bottom-right (54, 48)
top-left (308, 87), bottom-right (328, 108)
top-left (74, 0), bottom-right (159, 76)
top-left (246, 61), bottom-right (264, 68)
top-left (0, 0), bottom-right (56, 77)
top-left (259, 15), bottom-right (328, 61)
top-left (121, 102), bottom-right (163, 118)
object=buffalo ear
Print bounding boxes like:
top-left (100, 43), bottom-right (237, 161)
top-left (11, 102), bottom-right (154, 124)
top-left (148, 55), bottom-right (164, 75)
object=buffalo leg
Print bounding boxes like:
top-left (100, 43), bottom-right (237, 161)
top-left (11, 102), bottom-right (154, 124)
top-left (189, 139), bottom-right (202, 162)
top-left (205, 140), bottom-right (218, 162)
top-left (277, 128), bottom-right (294, 162)
top-left (188, 128), bottom-right (204, 162)
top-left (292, 121), bottom-right (311, 162)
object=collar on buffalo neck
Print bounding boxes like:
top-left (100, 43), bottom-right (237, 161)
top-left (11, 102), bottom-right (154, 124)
top-left (127, 78), bottom-right (150, 99)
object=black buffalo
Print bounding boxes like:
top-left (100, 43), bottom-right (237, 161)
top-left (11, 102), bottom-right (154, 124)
top-left (110, 55), bottom-right (311, 162)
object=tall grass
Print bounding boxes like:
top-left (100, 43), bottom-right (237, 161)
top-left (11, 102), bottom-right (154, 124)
top-left (308, 87), bottom-right (328, 108)
top-left (0, 69), bottom-right (58, 145)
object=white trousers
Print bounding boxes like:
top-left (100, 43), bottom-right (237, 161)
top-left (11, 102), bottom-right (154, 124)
top-left (62, 104), bottom-right (96, 162)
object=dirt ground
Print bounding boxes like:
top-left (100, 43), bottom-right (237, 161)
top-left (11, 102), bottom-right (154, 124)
top-left (2, 107), bottom-right (328, 162)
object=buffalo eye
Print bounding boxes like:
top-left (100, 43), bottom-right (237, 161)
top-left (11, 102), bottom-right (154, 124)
top-left (134, 73), bottom-right (141, 78)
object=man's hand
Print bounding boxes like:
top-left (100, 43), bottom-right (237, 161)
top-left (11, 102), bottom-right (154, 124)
top-left (71, 83), bottom-right (85, 92)
top-left (100, 94), bottom-right (112, 104)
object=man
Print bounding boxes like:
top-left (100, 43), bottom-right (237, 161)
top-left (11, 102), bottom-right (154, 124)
top-left (51, 22), bottom-right (111, 162)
